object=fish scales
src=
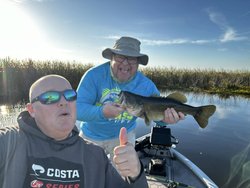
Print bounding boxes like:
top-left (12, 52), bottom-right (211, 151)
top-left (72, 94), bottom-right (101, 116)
top-left (141, 99), bottom-right (200, 120)
top-left (117, 91), bottom-right (216, 128)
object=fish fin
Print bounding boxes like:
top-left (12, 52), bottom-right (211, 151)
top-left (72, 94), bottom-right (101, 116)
top-left (194, 105), bottom-right (216, 128)
top-left (150, 92), bottom-right (187, 104)
top-left (150, 93), bottom-right (160, 97)
top-left (141, 112), bottom-right (151, 126)
top-left (166, 92), bottom-right (187, 103)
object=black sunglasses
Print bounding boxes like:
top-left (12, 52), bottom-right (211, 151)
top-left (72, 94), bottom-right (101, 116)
top-left (31, 90), bottom-right (77, 104)
top-left (113, 53), bottom-right (139, 65)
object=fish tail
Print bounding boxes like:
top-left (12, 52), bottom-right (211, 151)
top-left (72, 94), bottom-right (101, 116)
top-left (194, 105), bottom-right (216, 128)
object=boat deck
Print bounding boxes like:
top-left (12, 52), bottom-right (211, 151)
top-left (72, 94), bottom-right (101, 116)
top-left (138, 149), bottom-right (208, 188)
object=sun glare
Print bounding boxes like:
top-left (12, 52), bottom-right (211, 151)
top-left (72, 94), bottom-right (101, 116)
top-left (0, 105), bottom-right (8, 115)
top-left (0, 1), bottom-right (64, 61)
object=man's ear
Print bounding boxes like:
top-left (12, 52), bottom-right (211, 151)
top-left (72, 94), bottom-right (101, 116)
top-left (27, 103), bottom-right (35, 118)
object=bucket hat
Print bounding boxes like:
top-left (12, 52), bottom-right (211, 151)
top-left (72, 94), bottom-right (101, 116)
top-left (102, 37), bottom-right (148, 65)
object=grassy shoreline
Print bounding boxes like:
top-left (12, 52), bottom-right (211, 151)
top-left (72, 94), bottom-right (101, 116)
top-left (1, 58), bottom-right (250, 104)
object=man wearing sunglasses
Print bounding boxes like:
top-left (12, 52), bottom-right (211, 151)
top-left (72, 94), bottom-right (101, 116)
top-left (76, 36), bottom-right (185, 169)
top-left (0, 75), bottom-right (148, 188)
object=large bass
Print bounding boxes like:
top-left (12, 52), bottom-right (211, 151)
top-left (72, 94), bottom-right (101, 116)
top-left (117, 91), bottom-right (216, 128)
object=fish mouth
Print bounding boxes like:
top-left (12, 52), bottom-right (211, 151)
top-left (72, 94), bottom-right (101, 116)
top-left (117, 92), bottom-right (125, 105)
top-left (138, 108), bottom-right (144, 116)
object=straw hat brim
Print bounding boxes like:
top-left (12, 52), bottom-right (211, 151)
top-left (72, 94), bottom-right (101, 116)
top-left (102, 48), bottom-right (148, 66)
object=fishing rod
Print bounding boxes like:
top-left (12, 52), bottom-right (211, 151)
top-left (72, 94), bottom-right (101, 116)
top-left (148, 175), bottom-right (196, 188)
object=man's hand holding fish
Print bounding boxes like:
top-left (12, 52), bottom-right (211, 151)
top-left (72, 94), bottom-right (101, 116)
top-left (103, 101), bottom-right (125, 118)
top-left (162, 108), bottom-right (185, 124)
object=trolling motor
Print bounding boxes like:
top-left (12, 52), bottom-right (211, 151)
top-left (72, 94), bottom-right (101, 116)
top-left (137, 125), bottom-right (196, 188)
top-left (135, 124), bottom-right (179, 177)
top-left (149, 125), bottom-right (178, 176)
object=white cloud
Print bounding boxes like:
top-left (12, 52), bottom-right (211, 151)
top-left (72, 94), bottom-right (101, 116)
top-left (191, 40), bottom-right (214, 44)
top-left (105, 36), bottom-right (120, 39)
top-left (104, 37), bottom-right (189, 46)
top-left (141, 39), bottom-right (189, 45)
top-left (218, 48), bottom-right (228, 51)
top-left (238, 11), bottom-right (250, 18)
top-left (103, 8), bottom-right (250, 47)
top-left (206, 8), bottom-right (248, 43)
top-left (221, 28), bottom-right (248, 42)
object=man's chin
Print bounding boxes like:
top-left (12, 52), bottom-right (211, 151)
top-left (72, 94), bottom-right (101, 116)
top-left (59, 121), bottom-right (75, 130)
top-left (117, 77), bottom-right (130, 83)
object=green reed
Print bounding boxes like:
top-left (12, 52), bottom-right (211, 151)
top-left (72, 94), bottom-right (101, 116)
top-left (0, 58), bottom-right (93, 104)
top-left (139, 66), bottom-right (250, 96)
top-left (0, 58), bottom-right (250, 104)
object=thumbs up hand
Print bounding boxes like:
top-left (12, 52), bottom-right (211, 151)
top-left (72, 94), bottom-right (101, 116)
top-left (119, 126), bottom-right (128, 146)
top-left (113, 127), bottom-right (141, 179)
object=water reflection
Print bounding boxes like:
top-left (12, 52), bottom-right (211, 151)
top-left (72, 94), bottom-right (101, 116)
top-left (0, 105), bottom-right (8, 115)
top-left (1, 91), bottom-right (250, 188)
top-left (0, 103), bottom-right (26, 128)
top-left (160, 89), bottom-right (250, 107)
top-left (136, 90), bottom-right (250, 188)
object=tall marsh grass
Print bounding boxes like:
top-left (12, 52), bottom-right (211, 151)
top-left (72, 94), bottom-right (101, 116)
top-left (0, 58), bottom-right (250, 104)
top-left (140, 66), bottom-right (250, 94)
top-left (0, 58), bottom-right (93, 104)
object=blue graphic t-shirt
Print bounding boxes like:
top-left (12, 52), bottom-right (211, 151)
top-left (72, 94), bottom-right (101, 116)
top-left (76, 62), bottom-right (162, 140)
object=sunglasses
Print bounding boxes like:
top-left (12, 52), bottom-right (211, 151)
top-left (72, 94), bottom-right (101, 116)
top-left (113, 53), bottom-right (139, 65)
top-left (31, 90), bottom-right (77, 104)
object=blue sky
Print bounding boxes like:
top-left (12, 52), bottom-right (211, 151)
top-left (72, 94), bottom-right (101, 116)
top-left (0, 0), bottom-right (250, 70)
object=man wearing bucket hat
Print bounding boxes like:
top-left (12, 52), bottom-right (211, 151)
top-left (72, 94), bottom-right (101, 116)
top-left (76, 36), bottom-right (185, 169)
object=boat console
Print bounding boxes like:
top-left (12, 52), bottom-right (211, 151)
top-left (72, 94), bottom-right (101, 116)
top-left (136, 125), bottom-right (218, 188)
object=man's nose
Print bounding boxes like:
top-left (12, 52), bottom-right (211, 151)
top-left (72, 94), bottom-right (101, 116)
top-left (58, 95), bottom-right (68, 106)
top-left (122, 57), bottom-right (129, 65)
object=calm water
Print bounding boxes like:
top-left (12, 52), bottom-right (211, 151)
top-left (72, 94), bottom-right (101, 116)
top-left (1, 91), bottom-right (250, 188)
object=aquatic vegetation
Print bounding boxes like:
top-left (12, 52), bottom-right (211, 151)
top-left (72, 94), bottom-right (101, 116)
top-left (0, 58), bottom-right (93, 104)
top-left (139, 66), bottom-right (250, 97)
top-left (0, 58), bottom-right (249, 104)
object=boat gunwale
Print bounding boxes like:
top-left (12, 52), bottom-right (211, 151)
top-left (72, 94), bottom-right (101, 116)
top-left (136, 133), bottom-right (219, 188)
